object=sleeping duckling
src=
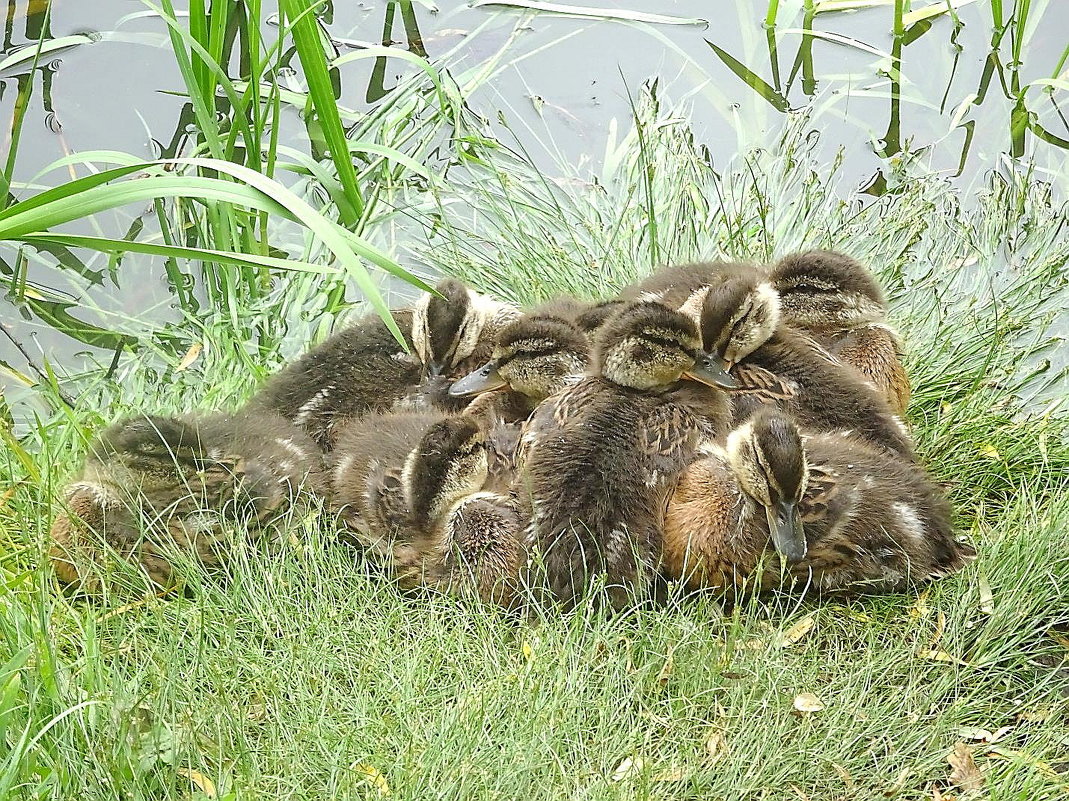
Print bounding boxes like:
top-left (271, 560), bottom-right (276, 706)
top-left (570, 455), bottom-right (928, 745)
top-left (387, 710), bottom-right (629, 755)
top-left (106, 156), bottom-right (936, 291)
top-left (331, 414), bottom-right (524, 606)
top-left (448, 313), bottom-right (591, 423)
top-left (249, 278), bottom-right (519, 449)
top-left (770, 250), bottom-right (910, 414)
top-left (662, 407), bottom-right (972, 595)
top-left (394, 417), bottom-right (526, 607)
top-left (518, 301), bottom-right (733, 610)
top-left (330, 411), bottom-right (516, 546)
top-left (689, 275), bottom-right (915, 457)
top-left (49, 410), bottom-right (323, 591)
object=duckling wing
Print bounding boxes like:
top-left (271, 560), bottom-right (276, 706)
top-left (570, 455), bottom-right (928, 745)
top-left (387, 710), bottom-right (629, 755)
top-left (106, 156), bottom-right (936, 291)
top-left (798, 463), bottom-right (842, 522)
top-left (637, 401), bottom-right (702, 485)
top-left (730, 364), bottom-right (797, 401)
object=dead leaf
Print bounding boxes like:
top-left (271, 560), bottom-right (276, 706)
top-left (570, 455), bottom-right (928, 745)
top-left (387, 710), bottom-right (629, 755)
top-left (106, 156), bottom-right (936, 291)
top-left (793, 693), bottom-right (825, 713)
top-left (657, 649), bottom-right (674, 684)
top-left (977, 576), bottom-right (993, 614)
top-left (929, 610), bottom-right (947, 648)
top-left (177, 768), bottom-right (216, 798)
top-left (704, 729), bottom-right (729, 762)
top-left (978, 443), bottom-right (1001, 461)
top-left (652, 764), bottom-right (686, 782)
top-left (957, 725), bottom-right (1014, 744)
top-left (521, 641), bottom-right (534, 664)
top-left (611, 755), bottom-right (645, 782)
top-left (831, 761), bottom-right (854, 790)
top-left (741, 638), bottom-right (765, 651)
top-left (351, 764), bottom-right (391, 796)
top-left (910, 588), bottom-right (932, 619)
top-left (776, 614), bottom-right (816, 648)
top-left (917, 648), bottom-right (969, 666)
top-left (174, 342), bottom-right (203, 372)
top-left (947, 741), bottom-right (984, 791)
top-left (788, 784), bottom-right (811, 800)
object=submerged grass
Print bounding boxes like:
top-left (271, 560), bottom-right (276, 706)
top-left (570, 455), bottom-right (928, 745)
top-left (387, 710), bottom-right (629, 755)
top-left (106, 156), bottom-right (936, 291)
top-left (2, 55), bottom-right (1069, 801)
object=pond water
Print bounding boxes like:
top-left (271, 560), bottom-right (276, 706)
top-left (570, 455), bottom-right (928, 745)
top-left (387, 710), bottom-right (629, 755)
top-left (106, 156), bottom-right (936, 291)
top-left (2, 0), bottom-right (1067, 421)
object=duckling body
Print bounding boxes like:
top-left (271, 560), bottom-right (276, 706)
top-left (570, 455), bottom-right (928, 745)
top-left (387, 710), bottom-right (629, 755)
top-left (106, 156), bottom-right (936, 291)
top-left (692, 277), bottom-right (915, 457)
top-left (49, 410), bottom-right (323, 591)
top-left (771, 250), bottom-right (910, 414)
top-left (518, 302), bottom-right (732, 610)
top-left (250, 279), bottom-right (519, 449)
top-left (620, 261), bottom-right (759, 308)
top-left (663, 409), bottom-right (972, 596)
top-left (330, 413), bottom-right (525, 606)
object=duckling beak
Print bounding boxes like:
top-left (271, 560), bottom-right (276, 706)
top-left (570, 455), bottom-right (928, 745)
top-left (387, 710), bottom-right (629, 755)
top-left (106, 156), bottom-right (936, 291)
top-left (766, 499), bottom-right (807, 563)
top-left (448, 361), bottom-right (508, 397)
top-left (683, 353), bottom-right (738, 389)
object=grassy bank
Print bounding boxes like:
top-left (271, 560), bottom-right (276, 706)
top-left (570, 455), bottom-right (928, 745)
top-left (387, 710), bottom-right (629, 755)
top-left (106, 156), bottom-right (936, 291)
top-left (3, 5), bottom-right (1069, 799)
top-left (3, 103), bottom-right (1069, 797)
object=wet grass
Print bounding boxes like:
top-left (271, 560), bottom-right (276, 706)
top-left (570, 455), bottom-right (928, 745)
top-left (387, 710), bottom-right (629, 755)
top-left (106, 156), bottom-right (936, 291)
top-left (3, 88), bottom-right (1069, 798)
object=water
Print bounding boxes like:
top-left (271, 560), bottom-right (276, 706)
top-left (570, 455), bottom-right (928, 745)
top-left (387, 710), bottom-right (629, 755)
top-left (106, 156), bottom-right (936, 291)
top-left (2, 0), bottom-right (1067, 422)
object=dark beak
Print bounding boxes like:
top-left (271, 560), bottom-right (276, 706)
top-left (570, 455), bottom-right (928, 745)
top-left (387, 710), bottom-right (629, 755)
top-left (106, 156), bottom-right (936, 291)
top-left (448, 360), bottom-right (508, 397)
top-left (683, 352), bottom-right (738, 389)
top-left (766, 499), bottom-right (806, 562)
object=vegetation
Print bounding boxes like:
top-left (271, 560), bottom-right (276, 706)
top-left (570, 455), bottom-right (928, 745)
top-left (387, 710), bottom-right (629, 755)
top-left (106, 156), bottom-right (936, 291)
top-left (2, 1), bottom-right (1068, 798)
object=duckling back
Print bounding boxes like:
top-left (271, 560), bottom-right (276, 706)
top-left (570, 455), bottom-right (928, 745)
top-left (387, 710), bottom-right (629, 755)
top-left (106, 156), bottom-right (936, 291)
top-left (788, 431), bottom-right (970, 593)
top-left (731, 328), bottom-right (914, 457)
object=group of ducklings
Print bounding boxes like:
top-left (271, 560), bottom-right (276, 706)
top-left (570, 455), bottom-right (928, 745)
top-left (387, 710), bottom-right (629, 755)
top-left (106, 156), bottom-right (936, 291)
top-left (49, 251), bottom-right (974, 609)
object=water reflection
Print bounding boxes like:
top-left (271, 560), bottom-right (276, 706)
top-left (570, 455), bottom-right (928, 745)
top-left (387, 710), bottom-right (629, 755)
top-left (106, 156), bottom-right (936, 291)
top-left (0, 0), bottom-right (1067, 420)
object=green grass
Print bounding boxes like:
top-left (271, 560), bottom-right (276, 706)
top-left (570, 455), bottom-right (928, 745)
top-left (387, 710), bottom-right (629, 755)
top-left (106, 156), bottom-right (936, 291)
top-left (2, 2), bottom-right (1069, 798)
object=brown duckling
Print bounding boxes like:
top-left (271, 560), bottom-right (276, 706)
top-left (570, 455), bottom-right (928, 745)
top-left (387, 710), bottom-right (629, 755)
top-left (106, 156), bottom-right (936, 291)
top-left (770, 250), bottom-right (910, 414)
top-left (663, 408), bottom-right (972, 595)
top-left (690, 275), bottom-right (915, 457)
top-left (448, 313), bottom-right (591, 423)
top-left (249, 278), bottom-right (519, 449)
top-left (331, 414), bottom-right (525, 606)
top-left (49, 410), bottom-right (323, 592)
top-left (619, 260), bottom-right (760, 308)
top-left (518, 301), bottom-right (733, 610)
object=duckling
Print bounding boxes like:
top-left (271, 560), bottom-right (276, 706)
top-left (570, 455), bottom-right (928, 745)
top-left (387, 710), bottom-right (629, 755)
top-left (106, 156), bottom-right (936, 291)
top-left (689, 275), bottom-right (915, 457)
top-left (662, 408), bottom-right (973, 595)
top-left (770, 250), bottom-right (910, 414)
top-left (331, 414), bottom-right (525, 606)
top-left (249, 278), bottom-right (519, 449)
top-left (329, 410), bottom-right (517, 548)
top-left (517, 301), bottom-right (734, 610)
top-left (49, 410), bottom-right (323, 591)
top-left (448, 313), bottom-right (591, 423)
top-left (393, 417), bottom-right (526, 607)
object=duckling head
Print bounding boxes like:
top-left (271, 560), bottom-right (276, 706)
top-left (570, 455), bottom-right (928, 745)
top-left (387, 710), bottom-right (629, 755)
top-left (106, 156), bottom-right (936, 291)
top-left (593, 301), bottom-right (731, 391)
top-left (412, 278), bottom-right (516, 376)
top-left (402, 416), bottom-right (489, 529)
top-left (448, 315), bottom-right (589, 404)
top-left (724, 408), bottom-right (809, 562)
top-left (686, 275), bottom-right (780, 376)
top-left (92, 416), bottom-right (207, 476)
top-left (772, 250), bottom-right (886, 329)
